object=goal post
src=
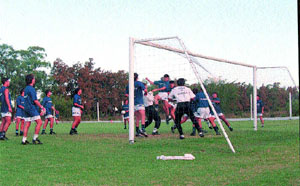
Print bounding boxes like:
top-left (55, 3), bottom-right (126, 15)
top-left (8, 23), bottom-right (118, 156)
top-left (129, 36), bottom-right (243, 153)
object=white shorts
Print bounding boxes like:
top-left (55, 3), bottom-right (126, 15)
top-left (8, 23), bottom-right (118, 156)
top-left (24, 115), bottom-right (41, 122)
top-left (168, 102), bottom-right (177, 109)
top-left (158, 92), bottom-right (168, 101)
top-left (72, 107), bottom-right (81, 117)
top-left (258, 113), bottom-right (263, 117)
top-left (124, 116), bottom-right (129, 119)
top-left (45, 114), bottom-right (54, 119)
top-left (1, 112), bottom-right (12, 118)
top-left (134, 104), bottom-right (145, 111)
top-left (194, 107), bottom-right (211, 119)
top-left (16, 116), bottom-right (25, 120)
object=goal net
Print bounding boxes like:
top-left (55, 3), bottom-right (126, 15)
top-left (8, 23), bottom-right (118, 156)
top-left (129, 36), bottom-right (237, 153)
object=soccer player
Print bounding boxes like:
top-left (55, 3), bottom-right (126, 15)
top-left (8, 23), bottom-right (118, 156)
top-left (194, 88), bottom-right (221, 136)
top-left (168, 78), bottom-right (203, 139)
top-left (0, 78), bottom-right (12, 140)
top-left (167, 80), bottom-right (176, 122)
top-left (15, 89), bottom-right (25, 136)
top-left (126, 73), bottom-right (148, 137)
top-left (55, 110), bottom-right (60, 124)
top-left (146, 74), bottom-right (171, 124)
top-left (70, 88), bottom-right (84, 135)
top-left (122, 99), bottom-right (129, 129)
top-left (41, 90), bottom-right (57, 135)
top-left (143, 83), bottom-right (161, 135)
top-left (22, 74), bottom-right (46, 145)
top-left (257, 95), bottom-right (265, 127)
top-left (210, 92), bottom-right (233, 131)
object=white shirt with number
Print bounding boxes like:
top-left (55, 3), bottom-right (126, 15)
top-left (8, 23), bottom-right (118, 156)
top-left (143, 91), bottom-right (154, 107)
top-left (168, 86), bottom-right (195, 103)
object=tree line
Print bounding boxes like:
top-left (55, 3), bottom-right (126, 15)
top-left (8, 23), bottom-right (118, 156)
top-left (1, 43), bottom-right (298, 120)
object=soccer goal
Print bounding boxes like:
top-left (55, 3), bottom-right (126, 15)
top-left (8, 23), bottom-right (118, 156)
top-left (129, 36), bottom-right (240, 153)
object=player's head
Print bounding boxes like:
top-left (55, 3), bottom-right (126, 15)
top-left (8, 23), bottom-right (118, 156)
top-left (177, 78), bottom-right (185, 86)
top-left (45, 89), bottom-right (52, 97)
top-left (169, 80), bottom-right (175, 88)
top-left (257, 95), bottom-right (260, 100)
top-left (20, 88), bottom-right (25, 96)
top-left (212, 92), bottom-right (218, 98)
top-left (134, 73), bottom-right (138, 81)
top-left (192, 88), bottom-right (199, 94)
top-left (74, 88), bottom-right (82, 95)
top-left (1, 77), bottom-right (9, 86)
top-left (124, 99), bottom-right (128, 104)
top-left (25, 74), bottom-right (35, 85)
top-left (163, 74), bottom-right (169, 81)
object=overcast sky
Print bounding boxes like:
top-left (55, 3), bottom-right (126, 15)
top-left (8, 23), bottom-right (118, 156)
top-left (0, 0), bottom-right (298, 86)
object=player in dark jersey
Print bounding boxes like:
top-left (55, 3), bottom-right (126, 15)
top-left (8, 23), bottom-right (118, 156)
top-left (194, 89), bottom-right (220, 136)
top-left (22, 74), bottom-right (46, 145)
top-left (146, 74), bottom-right (171, 124)
top-left (210, 92), bottom-right (233, 131)
top-left (70, 88), bottom-right (84, 135)
top-left (257, 95), bottom-right (265, 127)
top-left (122, 99), bottom-right (129, 129)
top-left (15, 89), bottom-right (25, 136)
top-left (126, 73), bottom-right (148, 137)
top-left (0, 78), bottom-right (12, 140)
top-left (41, 90), bottom-right (57, 135)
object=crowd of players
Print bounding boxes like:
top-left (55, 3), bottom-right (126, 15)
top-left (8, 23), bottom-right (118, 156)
top-left (0, 74), bottom-right (84, 144)
top-left (123, 73), bottom-right (265, 139)
top-left (0, 73), bottom-right (265, 143)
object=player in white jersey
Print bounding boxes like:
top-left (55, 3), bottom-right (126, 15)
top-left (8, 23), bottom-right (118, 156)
top-left (143, 84), bottom-right (161, 135)
top-left (168, 78), bottom-right (204, 139)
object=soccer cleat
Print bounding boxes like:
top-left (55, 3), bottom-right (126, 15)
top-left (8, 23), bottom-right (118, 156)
top-left (171, 126), bottom-right (175, 134)
top-left (179, 135), bottom-right (185, 139)
top-left (199, 132), bottom-right (204, 137)
top-left (16, 133), bottom-right (19, 136)
top-left (20, 131), bottom-right (24, 136)
top-left (3, 136), bottom-right (8, 140)
top-left (190, 131), bottom-right (196, 136)
top-left (124, 126), bottom-right (127, 129)
top-left (21, 140), bottom-right (30, 145)
top-left (261, 125), bottom-right (264, 128)
top-left (69, 129), bottom-right (75, 135)
top-left (74, 128), bottom-right (78, 134)
top-left (41, 130), bottom-right (46, 135)
top-left (32, 138), bottom-right (43, 144)
top-left (0, 136), bottom-right (4, 140)
top-left (135, 132), bottom-right (143, 137)
top-left (140, 130), bottom-right (148, 137)
top-left (152, 131), bottom-right (160, 135)
top-left (229, 126), bottom-right (233, 131)
top-left (50, 131), bottom-right (56, 135)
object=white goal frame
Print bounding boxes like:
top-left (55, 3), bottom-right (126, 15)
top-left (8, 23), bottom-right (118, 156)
top-left (129, 36), bottom-right (242, 153)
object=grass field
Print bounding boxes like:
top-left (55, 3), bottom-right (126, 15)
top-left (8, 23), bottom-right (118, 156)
top-left (0, 119), bottom-right (299, 186)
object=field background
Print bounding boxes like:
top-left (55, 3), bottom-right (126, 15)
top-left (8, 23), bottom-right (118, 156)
top-left (0, 119), bottom-right (299, 186)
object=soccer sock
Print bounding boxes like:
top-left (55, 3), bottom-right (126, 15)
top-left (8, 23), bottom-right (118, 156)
top-left (213, 126), bottom-right (219, 132)
top-left (22, 137), bottom-right (27, 142)
top-left (50, 128), bottom-right (53, 132)
top-left (16, 130), bottom-right (18, 134)
top-left (42, 129), bottom-right (45, 132)
top-left (135, 126), bottom-right (139, 133)
top-left (192, 127), bottom-right (196, 133)
top-left (141, 124), bottom-right (145, 131)
top-left (2, 131), bottom-right (5, 137)
top-left (33, 134), bottom-right (38, 140)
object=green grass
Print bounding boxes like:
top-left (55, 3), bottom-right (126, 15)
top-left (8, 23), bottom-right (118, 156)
top-left (0, 119), bottom-right (299, 186)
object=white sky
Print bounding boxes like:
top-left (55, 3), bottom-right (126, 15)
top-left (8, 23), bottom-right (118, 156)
top-left (0, 0), bottom-right (298, 86)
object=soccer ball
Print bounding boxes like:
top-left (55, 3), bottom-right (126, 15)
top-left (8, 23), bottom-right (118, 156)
top-left (121, 110), bottom-right (126, 115)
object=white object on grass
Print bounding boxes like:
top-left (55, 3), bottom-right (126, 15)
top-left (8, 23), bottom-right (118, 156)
top-left (156, 154), bottom-right (195, 160)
